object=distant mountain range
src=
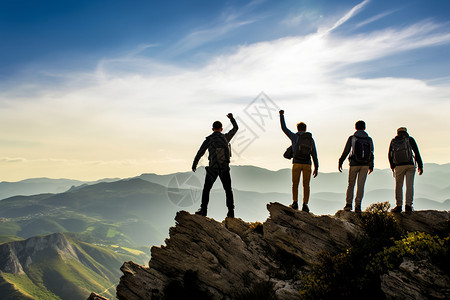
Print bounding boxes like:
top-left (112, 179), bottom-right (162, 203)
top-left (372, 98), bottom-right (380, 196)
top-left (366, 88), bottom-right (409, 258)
top-left (0, 163), bottom-right (448, 299)
top-left (0, 178), bottom-right (119, 201)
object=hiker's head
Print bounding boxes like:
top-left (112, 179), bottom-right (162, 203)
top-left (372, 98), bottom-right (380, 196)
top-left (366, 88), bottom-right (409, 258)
top-left (297, 122), bottom-right (307, 132)
top-left (355, 120), bottom-right (366, 130)
top-left (397, 127), bottom-right (407, 134)
top-left (212, 121), bottom-right (223, 132)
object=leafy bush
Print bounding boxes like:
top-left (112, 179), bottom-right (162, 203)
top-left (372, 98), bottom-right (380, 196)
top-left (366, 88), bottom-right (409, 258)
top-left (299, 202), bottom-right (449, 299)
top-left (249, 221), bottom-right (264, 234)
top-left (361, 202), bottom-right (403, 240)
top-left (368, 231), bottom-right (450, 274)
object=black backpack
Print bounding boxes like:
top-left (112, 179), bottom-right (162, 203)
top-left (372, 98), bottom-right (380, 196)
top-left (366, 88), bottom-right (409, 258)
top-left (352, 136), bottom-right (372, 164)
top-left (208, 134), bottom-right (231, 166)
top-left (294, 133), bottom-right (313, 161)
top-left (391, 137), bottom-right (413, 164)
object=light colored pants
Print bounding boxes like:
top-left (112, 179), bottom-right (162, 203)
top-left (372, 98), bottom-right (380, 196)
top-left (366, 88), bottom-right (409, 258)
top-left (346, 165), bottom-right (370, 206)
top-left (395, 165), bottom-right (416, 206)
top-left (292, 163), bottom-right (312, 204)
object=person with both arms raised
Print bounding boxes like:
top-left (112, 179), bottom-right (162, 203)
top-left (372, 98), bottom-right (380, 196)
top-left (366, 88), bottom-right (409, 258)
top-left (192, 113), bottom-right (238, 218)
top-left (279, 110), bottom-right (318, 212)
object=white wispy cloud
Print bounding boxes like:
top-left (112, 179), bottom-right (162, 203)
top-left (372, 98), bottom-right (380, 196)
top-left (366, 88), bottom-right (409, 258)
top-left (168, 0), bottom-right (264, 55)
top-left (1, 1), bottom-right (450, 180)
top-left (355, 9), bottom-right (399, 28)
top-left (321, 0), bottom-right (370, 35)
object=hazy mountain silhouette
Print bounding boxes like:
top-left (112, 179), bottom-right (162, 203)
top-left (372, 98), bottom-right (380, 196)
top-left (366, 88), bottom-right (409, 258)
top-left (0, 177), bottom-right (119, 200)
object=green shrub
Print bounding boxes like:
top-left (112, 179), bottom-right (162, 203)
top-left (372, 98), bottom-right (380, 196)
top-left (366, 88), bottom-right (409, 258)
top-left (249, 222), bottom-right (264, 234)
top-left (368, 231), bottom-right (450, 275)
top-left (361, 202), bottom-right (403, 240)
top-left (299, 202), bottom-right (449, 299)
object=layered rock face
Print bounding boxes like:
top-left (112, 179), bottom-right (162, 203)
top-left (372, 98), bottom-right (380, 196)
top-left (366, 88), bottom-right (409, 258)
top-left (0, 232), bottom-right (86, 274)
top-left (115, 203), bottom-right (450, 300)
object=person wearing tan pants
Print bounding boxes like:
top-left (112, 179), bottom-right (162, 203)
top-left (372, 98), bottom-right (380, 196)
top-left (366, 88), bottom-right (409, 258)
top-left (339, 120), bottom-right (374, 213)
top-left (280, 110), bottom-right (319, 212)
top-left (388, 127), bottom-right (423, 212)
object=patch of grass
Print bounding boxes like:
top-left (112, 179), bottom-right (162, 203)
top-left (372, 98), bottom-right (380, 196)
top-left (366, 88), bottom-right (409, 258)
top-left (0, 221), bottom-right (21, 236)
top-left (106, 228), bottom-right (120, 238)
top-left (120, 246), bottom-right (146, 256)
top-left (1, 272), bottom-right (60, 300)
top-left (0, 235), bottom-right (23, 244)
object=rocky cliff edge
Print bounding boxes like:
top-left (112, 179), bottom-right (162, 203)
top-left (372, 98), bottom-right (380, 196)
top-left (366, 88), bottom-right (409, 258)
top-left (109, 203), bottom-right (449, 300)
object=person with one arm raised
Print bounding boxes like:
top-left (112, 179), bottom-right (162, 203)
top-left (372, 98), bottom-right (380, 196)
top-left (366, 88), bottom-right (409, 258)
top-left (192, 113), bottom-right (238, 218)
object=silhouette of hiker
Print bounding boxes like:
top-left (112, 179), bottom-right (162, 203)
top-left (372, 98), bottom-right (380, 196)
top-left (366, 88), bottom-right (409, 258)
top-left (338, 120), bottom-right (374, 213)
top-left (389, 127), bottom-right (423, 213)
top-left (279, 110), bottom-right (318, 212)
top-left (192, 113), bottom-right (238, 218)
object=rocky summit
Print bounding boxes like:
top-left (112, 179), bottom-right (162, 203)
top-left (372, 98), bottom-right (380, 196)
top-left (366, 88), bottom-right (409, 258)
top-left (107, 203), bottom-right (449, 299)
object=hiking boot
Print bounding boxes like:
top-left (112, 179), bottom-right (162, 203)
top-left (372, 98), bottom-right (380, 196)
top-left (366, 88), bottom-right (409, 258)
top-left (344, 204), bottom-right (352, 211)
top-left (227, 209), bottom-right (235, 218)
top-left (195, 208), bottom-right (207, 216)
top-left (290, 201), bottom-right (299, 210)
top-left (355, 205), bottom-right (362, 213)
top-left (391, 206), bottom-right (402, 213)
top-left (302, 204), bottom-right (310, 213)
top-left (405, 205), bottom-right (413, 212)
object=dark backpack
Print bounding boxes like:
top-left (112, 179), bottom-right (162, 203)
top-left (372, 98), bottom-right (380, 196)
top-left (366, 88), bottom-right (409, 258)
top-left (294, 133), bottom-right (313, 161)
top-left (391, 137), bottom-right (413, 164)
top-left (209, 134), bottom-right (231, 166)
top-left (352, 136), bottom-right (372, 164)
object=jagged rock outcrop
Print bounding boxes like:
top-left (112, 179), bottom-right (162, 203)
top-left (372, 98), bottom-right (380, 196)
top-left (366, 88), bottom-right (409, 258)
top-left (114, 203), bottom-right (450, 300)
top-left (381, 258), bottom-right (450, 299)
top-left (87, 292), bottom-right (110, 300)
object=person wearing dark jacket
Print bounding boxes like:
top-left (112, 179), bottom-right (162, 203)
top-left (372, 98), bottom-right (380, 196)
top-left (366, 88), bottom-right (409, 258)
top-left (192, 113), bottom-right (238, 218)
top-left (339, 120), bottom-right (374, 213)
top-left (279, 110), bottom-right (318, 212)
top-left (388, 127), bottom-right (423, 213)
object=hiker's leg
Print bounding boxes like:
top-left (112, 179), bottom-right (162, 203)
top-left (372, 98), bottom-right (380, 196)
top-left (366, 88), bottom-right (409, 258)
top-left (292, 164), bottom-right (301, 203)
top-left (355, 166), bottom-right (369, 207)
top-left (404, 165), bottom-right (416, 207)
top-left (201, 167), bottom-right (218, 210)
top-left (346, 166), bottom-right (358, 205)
top-left (395, 165), bottom-right (407, 207)
top-left (219, 167), bottom-right (234, 210)
top-left (301, 164), bottom-right (312, 204)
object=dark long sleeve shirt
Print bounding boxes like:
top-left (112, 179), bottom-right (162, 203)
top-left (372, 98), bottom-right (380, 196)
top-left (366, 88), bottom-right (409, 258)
top-left (280, 115), bottom-right (318, 169)
top-left (192, 118), bottom-right (238, 169)
top-left (388, 132), bottom-right (423, 170)
top-left (339, 130), bottom-right (374, 170)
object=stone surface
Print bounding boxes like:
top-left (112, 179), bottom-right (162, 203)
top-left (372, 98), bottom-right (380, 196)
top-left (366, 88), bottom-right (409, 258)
top-left (264, 203), bottom-right (364, 264)
top-left (114, 203), bottom-right (450, 300)
top-left (392, 210), bottom-right (450, 234)
top-left (0, 232), bottom-right (86, 274)
top-left (87, 292), bottom-right (110, 300)
top-left (381, 258), bottom-right (450, 300)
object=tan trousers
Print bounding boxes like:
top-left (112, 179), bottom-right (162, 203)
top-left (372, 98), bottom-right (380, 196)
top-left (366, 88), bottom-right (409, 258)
top-left (395, 165), bottom-right (416, 206)
top-left (346, 165), bottom-right (370, 206)
top-left (292, 163), bottom-right (312, 204)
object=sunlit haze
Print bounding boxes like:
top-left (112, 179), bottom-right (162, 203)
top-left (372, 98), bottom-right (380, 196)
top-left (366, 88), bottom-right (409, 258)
top-left (1, 0), bottom-right (450, 181)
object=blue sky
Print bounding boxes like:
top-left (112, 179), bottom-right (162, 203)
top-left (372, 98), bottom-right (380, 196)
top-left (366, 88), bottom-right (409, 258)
top-left (1, 0), bottom-right (450, 180)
